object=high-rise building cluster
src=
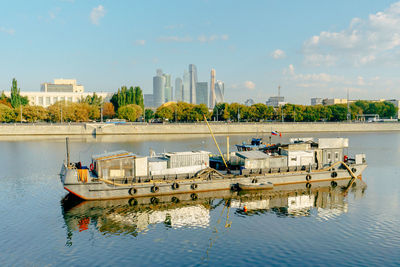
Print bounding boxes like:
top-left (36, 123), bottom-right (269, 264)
top-left (144, 64), bottom-right (225, 108)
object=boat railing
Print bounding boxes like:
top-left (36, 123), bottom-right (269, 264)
top-left (102, 172), bottom-right (202, 185)
top-left (240, 163), bottom-right (320, 176)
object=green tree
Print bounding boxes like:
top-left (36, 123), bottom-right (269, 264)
top-left (80, 93), bottom-right (103, 106)
top-left (212, 103), bottom-right (230, 121)
top-left (328, 104), bottom-right (347, 121)
top-left (381, 102), bottom-right (397, 118)
top-left (249, 103), bottom-right (274, 121)
top-left (314, 105), bottom-right (332, 121)
top-left (0, 91), bottom-right (11, 108)
top-left (127, 87), bottom-right (136, 106)
top-left (155, 105), bottom-right (174, 121)
top-left (176, 102), bottom-right (193, 122)
top-left (193, 104), bottom-right (211, 121)
top-left (134, 86), bottom-right (144, 110)
top-left (132, 103), bottom-right (143, 118)
top-left (20, 96), bottom-right (29, 106)
top-left (144, 109), bottom-right (155, 122)
top-left (22, 106), bottom-right (48, 122)
top-left (118, 104), bottom-right (141, 121)
top-left (110, 89), bottom-right (120, 111)
top-left (0, 91), bottom-right (6, 100)
top-left (0, 104), bottom-right (16, 122)
top-left (10, 78), bottom-right (21, 108)
top-left (110, 85), bottom-right (144, 112)
top-left (228, 103), bottom-right (247, 122)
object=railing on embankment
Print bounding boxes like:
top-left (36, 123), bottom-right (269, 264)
top-left (1, 121), bottom-right (400, 136)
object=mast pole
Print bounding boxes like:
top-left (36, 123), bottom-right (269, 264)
top-left (66, 137), bottom-right (70, 167)
top-left (227, 136), bottom-right (230, 162)
top-left (203, 114), bottom-right (229, 170)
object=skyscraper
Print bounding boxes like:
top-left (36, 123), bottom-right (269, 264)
top-left (153, 69), bottom-right (165, 108)
top-left (182, 70), bottom-right (190, 103)
top-left (215, 80), bottom-right (224, 104)
top-left (189, 64), bottom-right (197, 104)
top-left (196, 82), bottom-right (208, 106)
top-left (144, 94), bottom-right (154, 108)
top-left (163, 73), bottom-right (172, 102)
top-left (175, 77), bottom-right (183, 102)
top-left (209, 69), bottom-right (216, 108)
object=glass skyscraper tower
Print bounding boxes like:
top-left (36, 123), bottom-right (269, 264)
top-left (175, 77), bottom-right (183, 102)
top-left (153, 69), bottom-right (165, 107)
top-left (209, 69), bottom-right (216, 108)
top-left (163, 73), bottom-right (172, 102)
top-left (215, 80), bottom-right (224, 104)
top-left (196, 82), bottom-right (208, 106)
top-left (189, 64), bottom-right (197, 104)
top-left (182, 70), bottom-right (190, 103)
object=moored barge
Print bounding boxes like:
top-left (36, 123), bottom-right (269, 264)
top-left (60, 137), bottom-right (367, 200)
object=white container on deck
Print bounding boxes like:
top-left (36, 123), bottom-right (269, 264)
top-left (165, 151), bottom-right (210, 168)
top-left (318, 138), bottom-right (349, 149)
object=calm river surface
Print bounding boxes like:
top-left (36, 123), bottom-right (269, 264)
top-left (0, 132), bottom-right (399, 266)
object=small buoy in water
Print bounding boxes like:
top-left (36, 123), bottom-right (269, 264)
top-left (243, 206), bottom-right (248, 212)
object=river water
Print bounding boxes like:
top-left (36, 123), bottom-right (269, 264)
top-left (0, 132), bottom-right (399, 266)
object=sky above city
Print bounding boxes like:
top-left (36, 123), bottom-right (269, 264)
top-left (1, 0), bottom-right (400, 104)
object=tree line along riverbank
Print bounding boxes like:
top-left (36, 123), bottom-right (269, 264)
top-left (1, 78), bottom-right (398, 123)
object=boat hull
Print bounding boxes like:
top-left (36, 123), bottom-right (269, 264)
top-left (61, 163), bottom-right (367, 200)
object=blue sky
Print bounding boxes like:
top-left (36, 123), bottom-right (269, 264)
top-left (1, 0), bottom-right (400, 104)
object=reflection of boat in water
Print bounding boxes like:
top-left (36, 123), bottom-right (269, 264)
top-left (62, 180), bottom-right (367, 243)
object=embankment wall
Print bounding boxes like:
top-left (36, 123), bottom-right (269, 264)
top-left (1, 122), bottom-right (400, 136)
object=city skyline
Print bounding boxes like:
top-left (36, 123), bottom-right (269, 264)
top-left (151, 64), bottom-right (222, 107)
top-left (1, 1), bottom-right (400, 104)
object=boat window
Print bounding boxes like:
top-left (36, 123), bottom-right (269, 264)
top-left (335, 152), bottom-right (339, 160)
top-left (327, 152), bottom-right (331, 160)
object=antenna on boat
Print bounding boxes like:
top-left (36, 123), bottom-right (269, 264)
top-left (226, 136), bottom-right (230, 162)
top-left (66, 137), bottom-right (70, 167)
top-left (203, 114), bottom-right (230, 172)
top-left (149, 148), bottom-right (155, 157)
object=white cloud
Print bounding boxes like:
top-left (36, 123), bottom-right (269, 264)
top-left (229, 81), bottom-right (256, 90)
top-left (244, 81), bottom-right (256, 90)
top-left (271, 49), bottom-right (286, 59)
top-left (283, 64), bottom-right (295, 75)
top-left (283, 64), bottom-right (344, 83)
top-left (0, 26), bottom-right (15, 35)
top-left (303, 1), bottom-right (400, 66)
top-left (135, 39), bottom-right (146, 46)
top-left (280, 64), bottom-right (400, 101)
top-left (90, 5), bottom-right (106, 25)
